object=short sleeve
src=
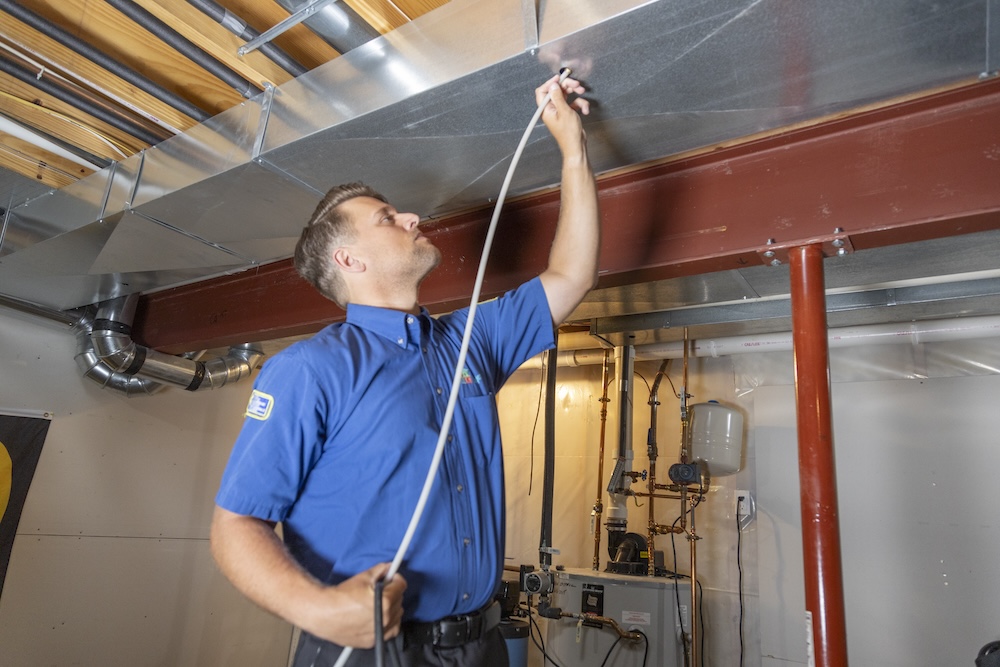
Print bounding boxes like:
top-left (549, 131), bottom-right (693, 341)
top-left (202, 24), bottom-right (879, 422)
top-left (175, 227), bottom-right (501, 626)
top-left (215, 350), bottom-right (328, 522)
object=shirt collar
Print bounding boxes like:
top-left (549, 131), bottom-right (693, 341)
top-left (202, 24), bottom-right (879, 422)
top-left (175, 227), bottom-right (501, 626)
top-left (345, 303), bottom-right (434, 347)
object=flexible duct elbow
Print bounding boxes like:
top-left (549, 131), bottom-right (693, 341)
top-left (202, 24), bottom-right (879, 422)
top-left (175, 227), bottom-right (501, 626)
top-left (88, 295), bottom-right (264, 392)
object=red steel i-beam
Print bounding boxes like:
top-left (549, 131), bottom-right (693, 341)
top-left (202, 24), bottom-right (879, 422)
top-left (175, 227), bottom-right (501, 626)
top-left (788, 244), bottom-right (848, 667)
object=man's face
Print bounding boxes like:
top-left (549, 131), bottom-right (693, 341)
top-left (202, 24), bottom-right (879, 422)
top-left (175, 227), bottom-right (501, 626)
top-left (338, 196), bottom-right (441, 286)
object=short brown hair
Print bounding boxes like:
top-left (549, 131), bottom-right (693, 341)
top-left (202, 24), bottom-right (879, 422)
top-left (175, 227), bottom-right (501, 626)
top-left (294, 182), bottom-right (387, 307)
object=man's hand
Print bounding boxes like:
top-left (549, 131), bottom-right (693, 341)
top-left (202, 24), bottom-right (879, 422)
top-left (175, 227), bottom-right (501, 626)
top-left (210, 507), bottom-right (407, 650)
top-left (535, 73), bottom-right (590, 162)
top-left (535, 73), bottom-right (600, 325)
top-left (302, 563), bottom-right (408, 649)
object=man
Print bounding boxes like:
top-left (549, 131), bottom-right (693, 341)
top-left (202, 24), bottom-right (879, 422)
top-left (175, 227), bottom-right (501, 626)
top-left (210, 74), bottom-right (598, 666)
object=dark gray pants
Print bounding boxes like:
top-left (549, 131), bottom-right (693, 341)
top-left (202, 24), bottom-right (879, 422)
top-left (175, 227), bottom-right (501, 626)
top-left (292, 627), bottom-right (510, 667)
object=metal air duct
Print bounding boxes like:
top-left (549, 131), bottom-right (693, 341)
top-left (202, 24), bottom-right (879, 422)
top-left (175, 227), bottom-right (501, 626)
top-left (89, 294), bottom-right (264, 391)
top-left (0, 292), bottom-right (263, 396)
top-left (0, 0), bottom-right (993, 314)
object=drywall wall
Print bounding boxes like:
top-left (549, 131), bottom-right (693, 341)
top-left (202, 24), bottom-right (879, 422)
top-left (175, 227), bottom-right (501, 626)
top-left (0, 309), bottom-right (294, 666)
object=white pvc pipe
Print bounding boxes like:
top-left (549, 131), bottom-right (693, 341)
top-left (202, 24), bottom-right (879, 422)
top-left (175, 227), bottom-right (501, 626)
top-left (519, 314), bottom-right (1000, 368)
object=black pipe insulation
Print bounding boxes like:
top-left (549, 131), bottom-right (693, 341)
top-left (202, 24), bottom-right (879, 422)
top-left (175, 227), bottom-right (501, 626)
top-left (539, 339), bottom-right (558, 570)
top-left (103, 0), bottom-right (259, 99)
top-left (186, 0), bottom-right (308, 77)
top-left (0, 0), bottom-right (210, 123)
top-left (616, 344), bottom-right (632, 460)
top-left (0, 54), bottom-right (165, 146)
top-left (271, 0), bottom-right (380, 54)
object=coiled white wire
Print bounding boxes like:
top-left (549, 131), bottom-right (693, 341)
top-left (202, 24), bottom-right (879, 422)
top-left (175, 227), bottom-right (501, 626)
top-left (330, 70), bottom-right (570, 667)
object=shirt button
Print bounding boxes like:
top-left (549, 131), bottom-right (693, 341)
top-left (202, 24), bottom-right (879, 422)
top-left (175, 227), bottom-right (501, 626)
top-left (463, 538), bottom-right (470, 546)
top-left (397, 337), bottom-right (404, 345)
top-left (436, 387), bottom-right (442, 394)
top-left (462, 593), bottom-right (470, 601)
top-left (422, 347), bottom-right (427, 353)
top-left (456, 484), bottom-right (463, 492)
top-left (447, 435), bottom-right (453, 442)
top-left (406, 316), bottom-right (414, 324)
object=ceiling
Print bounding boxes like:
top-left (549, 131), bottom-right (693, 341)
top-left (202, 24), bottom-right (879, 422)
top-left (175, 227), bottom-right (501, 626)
top-left (1, 0), bottom-right (999, 352)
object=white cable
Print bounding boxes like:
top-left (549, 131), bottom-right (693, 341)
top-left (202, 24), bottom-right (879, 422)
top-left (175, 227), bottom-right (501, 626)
top-left (331, 69), bottom-right (571, 667)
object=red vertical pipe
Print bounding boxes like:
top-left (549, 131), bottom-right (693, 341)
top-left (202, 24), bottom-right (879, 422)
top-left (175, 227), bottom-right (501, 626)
top-left (788, 244), bottom-right (849, 667)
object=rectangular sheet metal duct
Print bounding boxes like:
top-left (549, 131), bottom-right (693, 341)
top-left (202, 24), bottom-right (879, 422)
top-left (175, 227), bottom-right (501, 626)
top-left (0, 0), bottom-right (994, 311)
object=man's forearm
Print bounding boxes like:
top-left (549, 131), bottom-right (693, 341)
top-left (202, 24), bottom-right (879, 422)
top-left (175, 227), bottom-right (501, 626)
top-left (209, 506), bottom-right (406, 648)
top-left (542, 153), bottom-right (600, 324)
top-left (210, 506), bottom-right (327, 632)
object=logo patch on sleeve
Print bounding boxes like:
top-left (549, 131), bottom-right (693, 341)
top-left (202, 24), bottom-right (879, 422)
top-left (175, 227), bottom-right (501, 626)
top-left (245, 390), bottom-right (274, 420)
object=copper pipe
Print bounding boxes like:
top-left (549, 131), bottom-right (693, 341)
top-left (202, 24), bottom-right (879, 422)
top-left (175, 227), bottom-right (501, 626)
top-left (651, 523), bottom-right (685, 535)
top-left (689, 505), bottom-right (699, 667)
top-left (592, 349), bottom-right (612, 570)
top-left (557, 611), bottom-right (644, 642)
top-left (789, 244), bottom-right (849, 667)
top-left (633, 492), bottom-right (684, 501)
top-left (646, 358), bottom-right (669, 576)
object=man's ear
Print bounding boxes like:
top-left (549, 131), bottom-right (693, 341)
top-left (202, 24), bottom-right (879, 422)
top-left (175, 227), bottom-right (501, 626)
top-left (332, 247), bottom-right (365, 274)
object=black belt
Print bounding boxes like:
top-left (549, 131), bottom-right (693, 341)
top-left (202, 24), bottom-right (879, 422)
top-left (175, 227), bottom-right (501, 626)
top-left (403, 601), bottom-right (502, 649)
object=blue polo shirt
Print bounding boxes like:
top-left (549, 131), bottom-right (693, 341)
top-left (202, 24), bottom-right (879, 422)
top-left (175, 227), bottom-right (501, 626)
top-left (216, 277), bottom-right (554, 622)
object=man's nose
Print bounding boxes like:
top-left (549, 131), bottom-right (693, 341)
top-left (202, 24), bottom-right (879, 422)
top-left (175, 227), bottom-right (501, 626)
top-left (399, 212), bottom-right (419, 230)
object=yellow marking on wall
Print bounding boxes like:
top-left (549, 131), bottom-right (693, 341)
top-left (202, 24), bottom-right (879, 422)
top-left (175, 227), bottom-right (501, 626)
top-left (0, 440), bottom-right (11, 523)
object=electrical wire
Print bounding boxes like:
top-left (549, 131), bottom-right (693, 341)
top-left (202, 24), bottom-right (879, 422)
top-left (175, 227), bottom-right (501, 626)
top-left (528, 351), bottom-right (547, 495)
top-left (330, 68), bottom-right (573, 667)
top-left (737, 502), bottom-right (745, 667)
top-left (637, 629), bottom-right (650, 667)
top-left (522, 601), bottom-right (564, 667)
top-left (598, 635), bottom-right (623, 667)
top-left (373, 578), bottom-right (385, 667)
top-left (668, 514), bottom-right (705, 667)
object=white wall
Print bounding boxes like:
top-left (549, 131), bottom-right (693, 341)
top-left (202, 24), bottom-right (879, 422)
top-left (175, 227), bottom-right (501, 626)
top-left (0, 309), bottom-right (294, 667)
top-left (496, 337), bottom-right (1000, 667)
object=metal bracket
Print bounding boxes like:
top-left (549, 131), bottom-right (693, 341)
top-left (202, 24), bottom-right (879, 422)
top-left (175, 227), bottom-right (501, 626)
top-left (757, 228), bottom-right (856, 266)
top-left (252, 83), bottom-right (277, 161)
top-left (239, 0), bottom-right (338, 56)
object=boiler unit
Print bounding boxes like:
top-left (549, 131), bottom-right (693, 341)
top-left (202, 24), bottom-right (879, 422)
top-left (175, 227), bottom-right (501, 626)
top-left (546, 568), bottom-right (690, 667)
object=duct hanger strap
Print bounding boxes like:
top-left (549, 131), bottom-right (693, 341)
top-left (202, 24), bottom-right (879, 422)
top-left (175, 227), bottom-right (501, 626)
top-left (185, 361), bottom-right (207, 391)
top-left (92, 318), bottom-right (132, 335)
top-left (239, 0), bottom-right (338, 56)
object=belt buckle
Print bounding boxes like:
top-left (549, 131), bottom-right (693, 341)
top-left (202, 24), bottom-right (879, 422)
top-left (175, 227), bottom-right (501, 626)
top-left (434, 610), bottom-right (479, 648)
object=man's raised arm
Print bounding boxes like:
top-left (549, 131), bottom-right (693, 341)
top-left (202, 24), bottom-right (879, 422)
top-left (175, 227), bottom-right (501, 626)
top-left (536, 75), bottom-right (600, 325)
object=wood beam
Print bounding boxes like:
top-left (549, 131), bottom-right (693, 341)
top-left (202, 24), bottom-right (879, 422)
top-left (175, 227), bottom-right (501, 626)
top-left (130, 0), bottom-right (293, 89)
top-left (345, 0), bottom-right (449, 32)
top-left (0, 13), bottom-right (198, 133)
top-left (134, 77), bottom-right (1000, 353)
top-left (0, 130), bottom-right (91, 187)
top-left (0, 70), bottom-right (146, 159)
top-left (19, 0), bottom-right (244, 115)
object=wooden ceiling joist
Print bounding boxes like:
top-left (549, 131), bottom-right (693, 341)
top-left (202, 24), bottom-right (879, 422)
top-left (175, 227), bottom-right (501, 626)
top-left (0, 13), bottom-right (198, 134)
top-left (0, 71), bottom-right (146, 160)
top-left (18, 0), bottom-right (245, 115)
top-left (128, 0), bottom-right (295, 89)
top-left (0, 130), bottom-right (87, 188)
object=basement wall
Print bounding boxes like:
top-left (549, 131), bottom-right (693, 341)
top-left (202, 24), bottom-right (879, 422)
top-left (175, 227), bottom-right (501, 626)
top-left (0, 309), bottom-right (294, 666)
top-left (2, 305), bottom-right (999, 666)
